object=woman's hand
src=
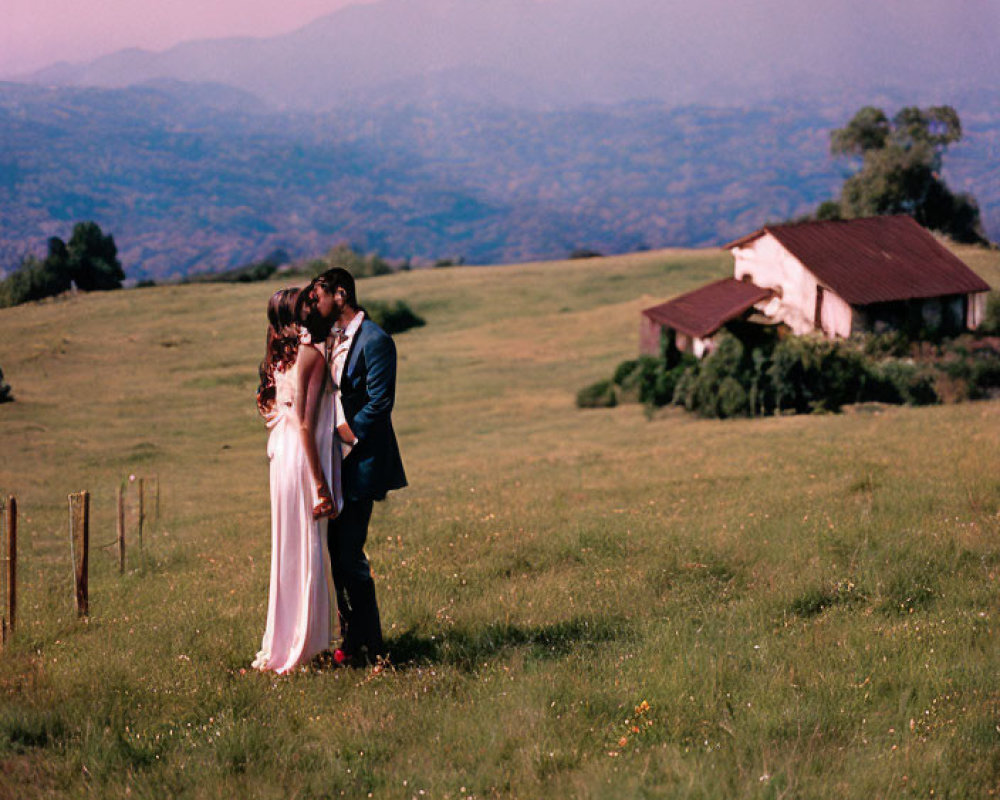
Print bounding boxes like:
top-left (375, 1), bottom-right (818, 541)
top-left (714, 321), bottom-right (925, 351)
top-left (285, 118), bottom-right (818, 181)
top-left (313, 482), bottom-right (337, 520)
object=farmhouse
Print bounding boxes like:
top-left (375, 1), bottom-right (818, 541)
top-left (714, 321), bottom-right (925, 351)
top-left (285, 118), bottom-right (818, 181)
top-left (640, 216), bottom-right (991, 357)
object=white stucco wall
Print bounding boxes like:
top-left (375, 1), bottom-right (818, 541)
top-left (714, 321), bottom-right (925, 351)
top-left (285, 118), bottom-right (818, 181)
top-left (731, 234), bottom-right (853, 338)
top-left (968, 292), bottom-right (987, 329)
top-left (820, 290), bottom-right (853, 338)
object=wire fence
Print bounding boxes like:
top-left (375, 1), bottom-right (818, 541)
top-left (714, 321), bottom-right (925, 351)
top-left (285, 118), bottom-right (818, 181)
top-left (0, 474), bottom-right (159, 651)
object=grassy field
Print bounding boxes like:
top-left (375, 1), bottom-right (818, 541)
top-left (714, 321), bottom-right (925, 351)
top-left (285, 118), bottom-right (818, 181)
top-left (0, 246), bottom-right (998, 799)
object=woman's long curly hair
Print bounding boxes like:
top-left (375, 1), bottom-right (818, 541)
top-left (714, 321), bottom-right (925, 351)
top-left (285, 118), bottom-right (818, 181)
top-left (256, 288), bottom-right (303, 416)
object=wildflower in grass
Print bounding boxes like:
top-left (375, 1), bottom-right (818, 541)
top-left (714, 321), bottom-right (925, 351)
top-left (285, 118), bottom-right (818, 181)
top-left (609, 700), bottom-right (655, 756)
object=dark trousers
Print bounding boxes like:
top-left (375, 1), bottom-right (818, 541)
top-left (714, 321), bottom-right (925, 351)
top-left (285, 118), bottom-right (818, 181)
top-left (327, 497), bottom-right (384, 662)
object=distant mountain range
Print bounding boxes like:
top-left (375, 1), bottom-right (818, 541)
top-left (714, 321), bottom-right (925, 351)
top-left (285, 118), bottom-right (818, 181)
top-left (2, 0), bottom-right (998, 279)
top-left (15, 0), bottom-right (1000, 112)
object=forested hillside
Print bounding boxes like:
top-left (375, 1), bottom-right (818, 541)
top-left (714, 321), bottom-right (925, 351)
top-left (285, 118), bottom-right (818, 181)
top-left (2, 81), bottom-right (998, 280)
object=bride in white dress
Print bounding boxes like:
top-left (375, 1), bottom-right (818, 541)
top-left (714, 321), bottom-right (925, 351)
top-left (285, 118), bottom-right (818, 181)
top-left (252, 287), bottom-right (342, 674)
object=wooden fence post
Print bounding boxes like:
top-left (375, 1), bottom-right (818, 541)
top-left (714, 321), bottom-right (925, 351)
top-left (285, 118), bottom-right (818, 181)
top-left (137, 478), bottom-right (145, 555)
top-left (0, 499), bottom-right (4, 648)
top-left (1, 499), bottom-right (4, 648)
top-left (6, 497), bottom-right (15, 637)
top-left (1, 497), bottom-right (15, 646)
top-left (69, 491), bottom-right (89, 617)
top-left (154, 474), bottom-right (160, 521)
top-left (117, 484), bottom-right (126, 574)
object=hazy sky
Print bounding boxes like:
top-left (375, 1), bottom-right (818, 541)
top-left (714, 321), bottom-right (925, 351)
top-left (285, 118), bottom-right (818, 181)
top-left (0, 0), bottom-right (375, 75)
top-left (4, 0), bottom-right (993, 83)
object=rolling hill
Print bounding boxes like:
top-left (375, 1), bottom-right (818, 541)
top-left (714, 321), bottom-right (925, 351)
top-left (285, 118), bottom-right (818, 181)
top-left (0, 247), bottom-right (998, 796)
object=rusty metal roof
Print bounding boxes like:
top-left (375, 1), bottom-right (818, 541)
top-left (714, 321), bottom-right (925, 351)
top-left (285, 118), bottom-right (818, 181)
top-left (726, 216), bottom-right (991, 305)
top-left (642, 278), bottom-right (773, 339)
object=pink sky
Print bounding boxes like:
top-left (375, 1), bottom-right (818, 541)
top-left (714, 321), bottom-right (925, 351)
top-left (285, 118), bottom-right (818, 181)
top-left (0, 0), bottom-right (374, 75)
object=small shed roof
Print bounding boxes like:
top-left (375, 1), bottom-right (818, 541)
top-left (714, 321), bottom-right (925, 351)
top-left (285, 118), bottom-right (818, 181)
top-left (726, 215), bottom-right (990, 305)
top-left (642, 278), bottom-right (772, 340)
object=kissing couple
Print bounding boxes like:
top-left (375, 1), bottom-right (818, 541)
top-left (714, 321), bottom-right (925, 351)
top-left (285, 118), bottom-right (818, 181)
top-left (251, 268), bottom-right (407, 673)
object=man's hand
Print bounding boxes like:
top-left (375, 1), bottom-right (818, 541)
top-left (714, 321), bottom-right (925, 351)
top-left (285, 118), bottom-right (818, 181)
top-left (337, 421), bottom-right (358, 446)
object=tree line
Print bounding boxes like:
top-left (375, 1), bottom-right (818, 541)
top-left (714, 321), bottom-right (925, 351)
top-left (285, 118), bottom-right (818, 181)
top-left (0, 221), bottom-right (124, 308)
top-left (0, 103), bottom-right (989, 312)
top-left (11, 81), bottom-right (999, 280)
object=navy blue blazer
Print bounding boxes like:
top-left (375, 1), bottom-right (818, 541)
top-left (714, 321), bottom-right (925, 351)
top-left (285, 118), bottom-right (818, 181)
top-left (339, 317), bottom-right (408, 501)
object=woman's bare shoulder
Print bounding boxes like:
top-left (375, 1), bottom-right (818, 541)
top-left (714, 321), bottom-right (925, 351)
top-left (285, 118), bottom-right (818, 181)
top-left (298, 342), bottom-right (322, 360)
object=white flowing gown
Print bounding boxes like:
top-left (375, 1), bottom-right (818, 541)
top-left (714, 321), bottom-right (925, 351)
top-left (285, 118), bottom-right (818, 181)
top-left (252, 343), bottom-right (342, 674)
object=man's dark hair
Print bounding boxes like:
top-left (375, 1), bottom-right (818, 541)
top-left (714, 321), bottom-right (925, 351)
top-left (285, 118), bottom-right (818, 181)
top-left (296, 286), bottom-right (331, 341)
top-left (314, 267), bottom-right (357, 309)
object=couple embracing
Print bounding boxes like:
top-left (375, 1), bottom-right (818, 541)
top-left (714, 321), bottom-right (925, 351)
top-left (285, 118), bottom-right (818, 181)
top-left (252, 268), bottom-right (407, 673)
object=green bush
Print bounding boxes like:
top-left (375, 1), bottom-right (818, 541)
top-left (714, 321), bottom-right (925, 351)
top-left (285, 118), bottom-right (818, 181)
top-left (576, 379), bottom-right (617, 409)
top-left (717, 376), bottom-right (749, 418)
top-left (187, 261), bottom-right (277, 284)
top-left (671, 366), bottom-right (698, 411)
top-left (311, 243), bottom-right (393, 279)
top-left (613, 356), bottom-right (657, 403)
top-left (875, 360), bottom-right (939, 405)
top-left (0, 365), bottom-right (12, 404)
top-left (980, 291), bottom-right (1000, 335)
top-left (862, 331), bottom-right (911, 358)
top-left (969, 357), bottom-right (1000, 398)
top-left (364, 299), bottom-right (426, 335)
top-left (0, 256), bottom-right (71, 307)
top-left (582, 324), bottom-right (994, 419)
top-left (186, 249), bottom-right (288, 284)
top-left (939, 336), bottom-right (1000, 399)
top-left (669, 334), bottom-right (757, 417)
top-left (649, 362), bottom-right (687, 407)
top-left (612, 354), bottom-right (694, 407)
top-left (612, 359), bottom-right (641, 386)
top-left (699, 335), bottom-right (748, 416)
top-left (766, 335), bottom-right (876, 413)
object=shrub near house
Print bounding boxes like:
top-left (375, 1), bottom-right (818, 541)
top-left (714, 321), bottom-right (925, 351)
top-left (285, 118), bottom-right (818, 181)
top-left (580, 328), bottom-right (1000, 417)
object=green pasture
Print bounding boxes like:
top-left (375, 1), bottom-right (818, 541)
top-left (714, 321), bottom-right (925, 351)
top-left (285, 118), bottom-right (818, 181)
top-left (0, 246), bottom-right (998, 798)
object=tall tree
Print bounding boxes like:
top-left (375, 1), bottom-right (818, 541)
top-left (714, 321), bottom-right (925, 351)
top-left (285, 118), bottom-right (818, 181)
top-left (826, 105), bottom-right (985, 243)
top-left (67, 221), bottom-right (125, 290)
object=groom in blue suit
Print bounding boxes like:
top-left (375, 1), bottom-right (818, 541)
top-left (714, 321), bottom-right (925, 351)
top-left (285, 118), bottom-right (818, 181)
top-left (306, 267), bottom-right (407, 665)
